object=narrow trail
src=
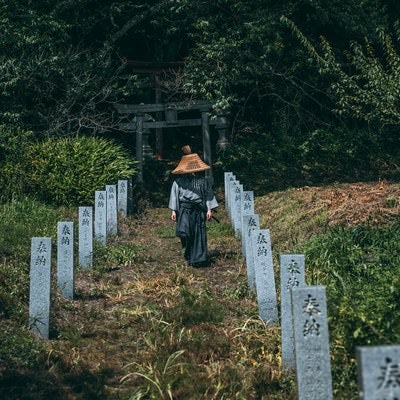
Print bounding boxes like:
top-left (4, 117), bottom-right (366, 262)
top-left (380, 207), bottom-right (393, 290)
top-left (51, 206), bottom-right (288, 399)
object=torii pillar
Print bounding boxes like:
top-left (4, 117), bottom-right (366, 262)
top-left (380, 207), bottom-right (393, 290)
top-left (136, 113), bottom-right (144, 183)
top-left (201, 111), bottom-right (213, 183)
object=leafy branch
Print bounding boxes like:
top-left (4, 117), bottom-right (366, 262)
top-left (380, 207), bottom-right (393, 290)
top-left (281, 15), bottom-right (400, 127)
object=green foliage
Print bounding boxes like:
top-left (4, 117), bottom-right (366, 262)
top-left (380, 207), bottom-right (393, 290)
top-left (0, 198), bottom-right (67, 381)
top-left (1, 0), bottom-right (398, 189)
top-left (298, 223), bottom-right (400, 397)
top-left (298, 127), bottom-right (390, 182)
top-left (216, 123), bottom-right (400, 190)
top-left (155, 226), bottom-right (176, 239)
top-left (0, 1), bottom-right (142, 135)
top-left (0, 198), bottom-right (62, 321)
top-left (93, 242), bottom-right (139, 274)
top-left (216, 131), bottom-right (303, 192)
top-left (181, 0), bottom-right (400, 185)
top-left (0, 321), bottom-right (46, 369)
top-left (0, 198), bottom-right (61, 257)
top-left (26, 136), bottom-right (137, 206)
top-left (168, 287), bottom-right (225, 326)
top-left (206, 221), bottom-right (233, 238)
top-left (224, 279), bottom-right (249, 300)
top-left (0, 124), bottom-right (33, 201)
top-left (281, 16), bottom-right (400, 128)
top-left (183, 0), bottom-right (389, 118)
top-left (142, 159), bottom-right (173, 207)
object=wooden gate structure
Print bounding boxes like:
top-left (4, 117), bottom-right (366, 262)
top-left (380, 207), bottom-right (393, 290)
top-left (114, 101), bottom-right (229, 183)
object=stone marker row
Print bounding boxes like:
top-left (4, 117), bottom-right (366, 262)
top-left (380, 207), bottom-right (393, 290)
top-left (29, 180), bottom-right (129, 340)
top-left (224, 171), bottom-right (400, 400)
top-left (225, 172), bottom-right (278, 323)
top-left (225, 173), bottom-right (332, 399)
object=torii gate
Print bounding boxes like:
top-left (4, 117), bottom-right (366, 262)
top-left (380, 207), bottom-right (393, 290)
top-left (114, 101), bottom-right (229, 183)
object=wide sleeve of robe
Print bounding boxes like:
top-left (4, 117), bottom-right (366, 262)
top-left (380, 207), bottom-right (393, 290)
top-left (205, 181), bottom-right (218, 210)
top-left (206, 196), bottom-right (218, 210)
top-left (168, 181), bottom-right (179, 211)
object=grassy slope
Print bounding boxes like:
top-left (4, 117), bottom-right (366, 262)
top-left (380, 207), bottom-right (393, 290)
top-left (256, 181), bottom-right (400, 398)
top-left (1, 181), bottom-right (400, 399)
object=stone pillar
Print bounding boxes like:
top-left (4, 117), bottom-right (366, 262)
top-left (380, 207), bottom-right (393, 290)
top-left (224, 172), bottom-right (233, 213)
top-left (242, 214), bottom-right (260, 289)
top-left (280, 254), bottom-right (306, 370)
top-left (357, 345), bottom-right (400, 400)
top-left (95, 190), bottom-right (107, 245)
top-left (29, 237), bottom-right (52, 339)
top-left (292, 286), bottom-right (333, 400)
top-left (251, 229), bottom-right (278, 324)
top-left (79, 206), bottom-right (93, 268)
top-left (106, 185), bottom-right (118, 236)
top-left (118, 180), bottom-right (128, 217)
top-left (57, 222), bottom-right (74, 299)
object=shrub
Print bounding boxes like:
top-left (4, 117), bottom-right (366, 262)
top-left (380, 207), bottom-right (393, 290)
top-left (215, 126), bottom-right (400, 192)
top-left (26, 136), bottom-right (137, 206)
top-left (215, 131), bottom-right (301, 194)
top-left (299, 127), bottom-right (384, 182)
top-left (0, 124), bottom-right (33, 202)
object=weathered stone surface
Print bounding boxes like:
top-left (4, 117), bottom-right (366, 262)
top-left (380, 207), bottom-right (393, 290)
top-left (29, 237), bottom-right (52, 339)
top-left (357, 345), bottom-right (400, 400)
top-left (57, 222), bottom-right (74, 299)
top-left (241, 190), bottom-right (254, 214)
top-left (227, 174), bottom-right (236, 222)
top-left (224, 172), bottom-right (233, 215)
top-left (95, 191), bottom-right (107, 245)
top-left (241, 191), bottom-right (254, 256)
top-left (292, 285), bottom-right (333, 400)
top-left (242, 214), bottom-right (260, 288)
top-left (251, 229), bottom-right (278, 324)
top-left (233, 183), bottom-right (243, 238)
top-left (79, 206), bottom-right (93, 268)
top-left (280, 254), bottom-right (306, 370)
top-left (229, 179), bottom-right (238, 225)
top-left (118, 180), bottom-right (128, 217)
top-left (106, 185), bottom-right (118, 235)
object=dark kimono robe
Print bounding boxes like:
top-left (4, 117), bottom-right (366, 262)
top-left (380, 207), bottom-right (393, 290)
top-left (169, 175), bottom-right (218, 266)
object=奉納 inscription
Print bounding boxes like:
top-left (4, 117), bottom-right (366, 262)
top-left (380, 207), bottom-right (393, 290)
top-left (357, 345), bottom-right (400, 400)
top-left (251, 229), bottom-right (278, 324)
top-left (292, 286), bottom-right (333, 400)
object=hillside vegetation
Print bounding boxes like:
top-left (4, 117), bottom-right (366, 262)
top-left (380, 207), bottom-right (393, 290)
top-left (1, 180), bottom-right (399, 399)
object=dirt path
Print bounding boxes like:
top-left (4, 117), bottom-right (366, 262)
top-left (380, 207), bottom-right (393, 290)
top-left (50, 206), bottom-right (284, 399)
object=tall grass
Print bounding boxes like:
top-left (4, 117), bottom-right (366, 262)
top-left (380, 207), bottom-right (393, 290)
top-left (0, 197), bottom-right (62, 258)
top-left (0, 198), bottom-right (66, 369)
top-left (297, 223), bottom-right (400, 398)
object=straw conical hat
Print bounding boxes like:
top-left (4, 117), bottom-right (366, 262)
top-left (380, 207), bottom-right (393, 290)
top-left (171, 145), bottom-right (210, 174)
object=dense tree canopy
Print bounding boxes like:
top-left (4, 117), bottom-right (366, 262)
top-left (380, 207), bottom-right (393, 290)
top-left (1, 0), bottom-right (399, 187)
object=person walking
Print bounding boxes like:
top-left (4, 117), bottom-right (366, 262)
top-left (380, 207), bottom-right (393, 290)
top-left (169, 145), bottom-right (218, 267)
